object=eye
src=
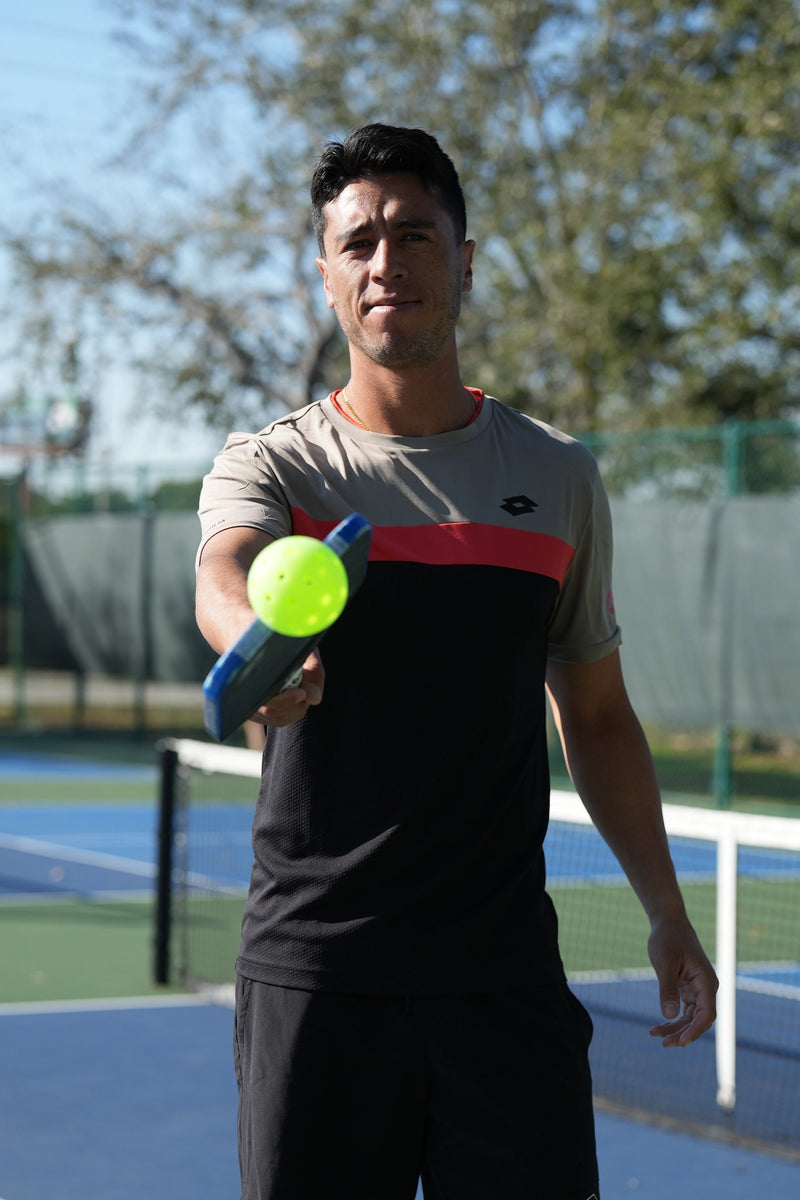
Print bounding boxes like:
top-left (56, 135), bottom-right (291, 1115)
top-left (344, 238), bottom-right (371, 254)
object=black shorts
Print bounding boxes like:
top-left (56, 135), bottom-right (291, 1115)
top-left (234, 977), bottom-right (599, 1200)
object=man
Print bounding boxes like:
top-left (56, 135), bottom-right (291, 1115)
top-left (196, 124), bottom-right (717, 1200)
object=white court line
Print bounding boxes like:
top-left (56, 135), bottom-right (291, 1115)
top-left (0, 832), bottom-right (157, 878)
top-left (738, 977), bottom-right (800, 1002)
top-left (570, 965), bottom-right (800, 1003)
top-left (0, 994), bottom-right (216, 1018)
top-left (0, 889), bottom-right (153, 906)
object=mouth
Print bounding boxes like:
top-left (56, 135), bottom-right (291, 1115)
top-left (365, 298), bottom-right (419, 314)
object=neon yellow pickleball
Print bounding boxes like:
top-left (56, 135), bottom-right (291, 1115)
top-left (247, 536), bottom-right (348, 636)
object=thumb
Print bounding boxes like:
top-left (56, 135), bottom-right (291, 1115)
top-left (301, 649), bottom-right (325, 704)
top-left (648, 920), bottom-right (687, 1021)
top-left (659, 981), bottom-right (680, 1021)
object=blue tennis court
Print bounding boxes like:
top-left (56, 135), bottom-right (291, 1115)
top-left (2, 747), bottom-right (800, 1196)
top-left (545, 819), bottom-right (800, 883)
top-left (0, 804), bottom-right (158, 900)
top-left (0, 750), bottom-right (155, 781)
top-left (8, 797), bottom-right (794, 894)
top-left (0, 998), bottom-right (798, 1200)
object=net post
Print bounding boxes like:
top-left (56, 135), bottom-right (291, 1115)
top-left (715, 823), bottom-right (738, 1111)
top-left (154, 739), bottom-right (179, 985)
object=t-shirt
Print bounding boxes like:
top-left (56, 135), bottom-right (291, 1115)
top-left (198, 391), bottom-right (621, 994)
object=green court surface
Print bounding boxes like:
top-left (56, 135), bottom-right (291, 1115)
top-left (0, 737), bottom-right (186, 1004)
top-left (6, 776), bottom-right (162, 804)
top-left (0, 899), bottom-right (185, 1004)
top-left (555, 877), bottom-right (800, 976)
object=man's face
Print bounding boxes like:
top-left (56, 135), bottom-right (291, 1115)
top-left (316, 172), bottom-right (474, 371)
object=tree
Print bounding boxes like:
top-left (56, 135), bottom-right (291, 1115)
top-left (3, 0), bottom-right (800, 440)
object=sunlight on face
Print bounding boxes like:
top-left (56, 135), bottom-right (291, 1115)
top-left (317, 173), bottom-right (474, 371)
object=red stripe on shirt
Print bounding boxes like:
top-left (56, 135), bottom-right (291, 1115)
top-left (291, 510), bottom-right (574, 584)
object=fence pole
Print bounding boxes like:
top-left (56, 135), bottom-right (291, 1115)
top-left (712, 726), bottom-right (732, 810)
top-left (133, 470), bottom-right (153, 734)
top-left (9, 470), bottom-right (27, 725)
top-left (722, 420), bottom-right (742, 497)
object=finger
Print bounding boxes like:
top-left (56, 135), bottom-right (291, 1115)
top-left (255, 692), bottom-right (310, 728)
top-left (650, 994), bottom-right (716, 1047)
top-left (299, 649), bottom-right (325, 699)
top-left (649, 1006), bottom-right (696, 1046)
top-left (286, 652), bottom-right (324, 707)
top-left (249, 690), bottom-right (309, 728)
top-left (677, 999), bottom-right (717, 1046)
top-left (650, 1020), bottom-right (703, 1048)
top-left (249, 650), bottom-right (326, 727)
top-left (650, 940), bottom-right (682, 1022)
top-left (649, 1016), bottom-right (689, 1046)
top-left (659, 991), bottom-right (680, 1021)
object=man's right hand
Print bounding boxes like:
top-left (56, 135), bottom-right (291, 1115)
top-left (249, 649), bottom-right (326, 728)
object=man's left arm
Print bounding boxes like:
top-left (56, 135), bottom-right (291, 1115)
top-left (546, 649), bottom-right (718, 1047)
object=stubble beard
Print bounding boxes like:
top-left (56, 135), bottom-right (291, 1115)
top-left (335, 281), bottom-right (464, 370)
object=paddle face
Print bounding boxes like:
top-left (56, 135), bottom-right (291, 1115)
top-left (202, 514), bottom-right (372, 742)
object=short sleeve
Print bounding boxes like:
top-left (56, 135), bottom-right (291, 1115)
top-left (547, 464), bottom-right (621, 663)
top-left (197, 432), bottom-right (292, 563)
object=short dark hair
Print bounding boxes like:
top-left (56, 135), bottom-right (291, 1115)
top-left (311, 123), bottom-right (467, 253)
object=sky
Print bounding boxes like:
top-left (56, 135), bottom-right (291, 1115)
top-left (0, 0), bottom-right (228, 478)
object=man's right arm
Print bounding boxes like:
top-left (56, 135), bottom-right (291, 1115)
top-left (196, 526), bottom-right (324, 727)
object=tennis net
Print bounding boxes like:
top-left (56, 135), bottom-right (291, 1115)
top-left (155, 737), bottom-right (800, 1153)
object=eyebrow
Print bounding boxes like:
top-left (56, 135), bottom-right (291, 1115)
top-left (335, 216), bottom-right (439, 248)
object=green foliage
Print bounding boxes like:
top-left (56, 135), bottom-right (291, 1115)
top-left (3, 0), bottom-right (800, 437)
top-left (150, 478), bottom-right (205, 511)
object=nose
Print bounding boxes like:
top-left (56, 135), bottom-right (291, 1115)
top-left (370, 237), bottom-right (406, 282)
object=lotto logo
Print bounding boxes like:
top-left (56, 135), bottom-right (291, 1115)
top-left (499, 494), bottom-right (538, 517)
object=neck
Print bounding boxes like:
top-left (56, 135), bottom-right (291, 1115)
top-left (343, 354), bottom-right (475, 437)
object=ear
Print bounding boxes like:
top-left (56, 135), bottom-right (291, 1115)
top-left (316, 256), bottom-right (336, 309)
top-left (461, 239), bottom-right (476, 293)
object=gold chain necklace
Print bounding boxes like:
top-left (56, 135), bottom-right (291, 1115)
top-left (340, 388), bottom-right (373, 432)
top-left (340, 387), bottom-right (479, 432)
